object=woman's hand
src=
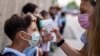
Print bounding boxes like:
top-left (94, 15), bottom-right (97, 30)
top-left (51, 28), bottom-right (63, 43)
top-left (40, 28), bottom-right (53, 43)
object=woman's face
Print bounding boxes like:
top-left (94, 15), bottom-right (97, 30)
top-left (80, 0), bottom-right (93, 15)
top-left (78, 0), bottom-right (94, 30)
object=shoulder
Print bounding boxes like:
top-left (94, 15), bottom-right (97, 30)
top-left (81, 32), bottom-right (88, 44)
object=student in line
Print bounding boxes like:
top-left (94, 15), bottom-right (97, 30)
top-left (1, 14), bottom-right (42, 56)
top-left (21, 3), bottom-right (53, 56)
top-left (52, 0), bottom-right (96, 56)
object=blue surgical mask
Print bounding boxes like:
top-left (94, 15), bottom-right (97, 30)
top-left (28, 32), bottom-right (41, 48)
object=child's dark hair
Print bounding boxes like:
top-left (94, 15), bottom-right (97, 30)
top-left (22, 3), bottom-right (38, 14)
top-left (40, 10), bottom-right (48, 18)
top-left (4, 14), bottom-right (32, 40)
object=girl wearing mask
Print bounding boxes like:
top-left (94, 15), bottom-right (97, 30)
top-left (51, 0), bottom-right (96, 56)
top-left (78, 0), bottom-right (95, 55)
top-left (78, 0), bottom-right (95, 50)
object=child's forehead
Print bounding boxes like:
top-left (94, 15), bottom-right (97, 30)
top-left (26, 13), bottom-right (37, 22)
top-left (29, 22), bottom-right (37, 29)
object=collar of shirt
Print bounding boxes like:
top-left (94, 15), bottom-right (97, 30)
top-left (2, 47), bottom-right (26, 56)
top-left (23, 46), bottom-right (38, 56)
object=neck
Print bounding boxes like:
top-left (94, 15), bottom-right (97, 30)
top-left (9, 41), bottom-right (28, 53)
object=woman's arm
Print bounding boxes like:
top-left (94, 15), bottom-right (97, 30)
top-left (53, 29), bottom-right (85, 56)
top-left (79, 44), bottom-right (88, 56)
top-left (57, 38), bottom-right (83, 56)
top-left (60, 42), bottom-right (88, 56)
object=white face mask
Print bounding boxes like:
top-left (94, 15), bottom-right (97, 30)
top-left (28, 32), bottom-right (41, 47)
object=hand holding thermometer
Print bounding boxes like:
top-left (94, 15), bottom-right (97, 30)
top-left (40, 19), bottom-right (57, 42)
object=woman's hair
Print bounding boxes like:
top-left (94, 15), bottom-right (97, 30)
top-left (90, 0), bottom-right (96, 7)
top-left (88, 0), bottom-right (100, 56)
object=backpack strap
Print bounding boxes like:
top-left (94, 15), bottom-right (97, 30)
top-left (33, 51), bottom-right (36, 56)
top-left (2, 52), bottom-right (17, 56)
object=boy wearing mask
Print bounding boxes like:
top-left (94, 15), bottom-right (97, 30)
top-left (2, 14), bottom-right (42, 56)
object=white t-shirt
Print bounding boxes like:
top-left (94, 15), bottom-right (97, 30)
top-left (51, 15), bottom-right (59, 29)
top-left (41, 42), bottom-right (50, 52)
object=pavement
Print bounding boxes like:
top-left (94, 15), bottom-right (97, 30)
top-left (53, 14), bottom-right (85, 56)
